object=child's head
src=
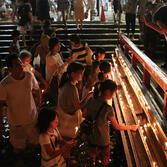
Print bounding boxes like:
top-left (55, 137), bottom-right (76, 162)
top-left (11, 30), bottom-right (20, 40)
top-left (70, 34), bottom-right (81, 45)
top-left (49, 37), bottom-right (61, 52)
top-left (36, 108), bottom-right (58, 134)
top-left (95, 47), bottom-right (105, 61)
top-left (99, 60), bottom-right (111, 74)
top-left (20, 49), bottom-right (32, 67)
top-left (94, 79), bottom-right (117, 99)
top-left (59, 61), bottom-right (84, 88)
top-left (92, 60), bottom-right (100, 73)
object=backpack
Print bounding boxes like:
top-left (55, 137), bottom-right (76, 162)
top-left (79, 102), bottom-right (107, 136)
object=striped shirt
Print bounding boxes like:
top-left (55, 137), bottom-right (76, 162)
top-left (71, 42), bottom-right (92, 65)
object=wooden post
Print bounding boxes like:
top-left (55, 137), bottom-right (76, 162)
top-left (163, 91), bottom-right (167, 118)
top-left (131, 53), bottom-right (137, 69)
top-left (143, 68), bottom-right (150, 86)
top-left (124, 45), bottom-right (129, 57)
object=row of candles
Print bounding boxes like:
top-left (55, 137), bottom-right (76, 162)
top-left (112, 50), bottom-right (167, 166)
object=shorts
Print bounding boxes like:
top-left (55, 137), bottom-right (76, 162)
top-left (89, 144), bottom-right (110, 165)
top-left (9, 122), bottom-right (39, 150)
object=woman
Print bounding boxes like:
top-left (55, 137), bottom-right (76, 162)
top-left (58, 62), bottom-right (92, 139)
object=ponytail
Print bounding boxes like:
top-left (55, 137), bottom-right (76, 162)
top-left (93, 79), bottom-right (117, 98)
top-left (93, 82), bottom-right (101, 99)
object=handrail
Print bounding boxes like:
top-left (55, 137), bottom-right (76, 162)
top-left (119, 33), bottom-right (167, 117)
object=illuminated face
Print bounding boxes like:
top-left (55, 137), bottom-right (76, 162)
top-left (22, 56), bottom-right (31, 67)
top-left (53, 42), bottom-right (61, 53)
top-left (50, 115), bottom-right (59, 129)
top-left (72, 69), bottom-right (84, 82)
top-left (98, 53), bottom-right (105, 61)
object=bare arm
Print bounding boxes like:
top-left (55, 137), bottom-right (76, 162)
top-left (110, 115), bottom-right (138, 131)
top-left (142, 16), bottom-right (163, 34)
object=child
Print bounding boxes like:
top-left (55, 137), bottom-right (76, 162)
top-left (82, 60), bottom-right (100, 98)
top-left (98, 60), bottom-right (111, 81)
top-left (58, 62), bottom-right (92, 139)
top-left (20, 49), bottom-right (48, 92)
top-left (36, 107), bottom-right (76, 167)
top-left (92, 47), bottom-right (106, 61)
top-left (9, 29), bottom-right (20, 55)
top-left (83, 79), bottom-right (138, 166)
top-left (69, 34), bottom-right (93, 66)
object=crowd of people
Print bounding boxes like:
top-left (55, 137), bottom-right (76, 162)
top-left (0, 25), bottom-right (139, 167)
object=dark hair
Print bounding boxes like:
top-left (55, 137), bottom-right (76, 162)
top-left (59, 61), bottom-right (84, 88)
top-left (95, 47), bottom-right (105, 55)
top-left (6, 54), bottom-right (19, 68)
top-left (20, 49), bottom-right (32, 59)
top-left (36, 107), bottom-right (57, 134)
top-left (98, 72), bottom-right (105, 81)
top-left (11, 30), bottom-right (20, 38)
top-left (70, 34), bottom-right (80, 44)
top-left (93, 79), bottom-right (117, 98)
top-left (92, 60), bottom-right (100, 71)
top-left (49, 37), bottom-right (59, 51)
top-left (99, 61), bottom-right (111, 74)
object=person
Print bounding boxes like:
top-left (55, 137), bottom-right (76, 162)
top-left (9, 29), bottom-right (20, 55)
top-left (57, 0), bottom-right (70, 28)
top-left (73, 0), bottom-right (86, 30)
top-left (17, 0), bottom-right (33, 47)
top-left (123, 0), bottom-right (138, 38)
top-left (45, 37), bottom-right (73, 106)
top-left (142, 3), bottom-right (167, 69)
top-left (34, 35), bottom-right (50, 78)
top-left (83, 79), bottom-right (138, 166)
top-left (20, 49), bottom-right (49, 92)
top-left (112, 0), bottom-right (122, 25)
top-left (58, 61), bottom-right (92, 139)
top-left (0, 54), bottom-right (41, 153)
top-left (46, 37), bottom-right (73, 83)
top-left (82, 60), bottom-right (100, 99)
top-left (36, 0), bottom-right (50, 27)
top-left (98, 60), bottom-right (111, 81)
top-left (36, 107), bottom-right (76, 167)
top-left (69, 34), bottom-right (93, 66)
top-left (92, 47), bottom-right (106, 61)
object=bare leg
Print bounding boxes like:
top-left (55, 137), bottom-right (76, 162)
top-left (76, 19), bottom-right (79, 29)
top-left (79, 19), bottom-right (83, 30)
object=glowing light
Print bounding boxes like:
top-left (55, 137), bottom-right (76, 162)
top-left (41, 89), bottom-right (44, 93)
top-left (165, 142), bottom-right (167, 150)
top-left (144, 124), bottom-right (147, 128)
top-left (75, 126), bottom-right (79, 135)
top-left (153, 123), bottom-right (156, 128)
top-left (138, 120), bottom-right (140, 124)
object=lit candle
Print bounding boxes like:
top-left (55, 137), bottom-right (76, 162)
top-left (75, 126), bottom-right (79, 135)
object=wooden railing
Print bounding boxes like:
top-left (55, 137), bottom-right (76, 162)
top-left (119, 33), bottom-right (167, 117)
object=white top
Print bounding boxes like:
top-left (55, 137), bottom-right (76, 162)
top-left (0, 71), bottom-right (39, 126)
top-left (46, 53), bottom-right (65, 82)
top-left (39, 128), bottom-right (66, 167)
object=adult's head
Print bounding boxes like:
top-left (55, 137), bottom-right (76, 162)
top-left (49, 37), bottom-right (61, 53)
top-left (59, 61), bottom-right (84, 88)
top-left (6, 54), bottom-right (24, 78)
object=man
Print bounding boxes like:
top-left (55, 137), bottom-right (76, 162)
top-left (0, 54), bottom-right (41, 153)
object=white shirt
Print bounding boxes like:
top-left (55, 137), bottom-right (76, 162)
top-left (0, 71), bottom-right (39, 126)
top-left (46, 53), bottom-right (65, 82)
